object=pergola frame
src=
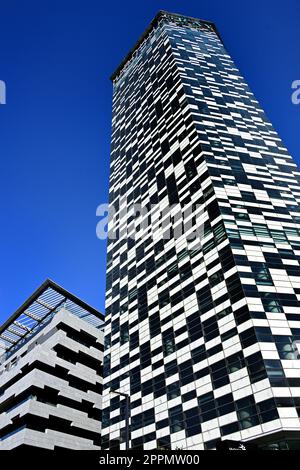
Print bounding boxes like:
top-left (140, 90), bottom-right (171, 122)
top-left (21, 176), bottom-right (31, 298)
top-left (0, 279), bottom-right (104, 359)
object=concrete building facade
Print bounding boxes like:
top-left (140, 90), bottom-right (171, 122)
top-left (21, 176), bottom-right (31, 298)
top-left (0, 280), bottom-right (104, 450)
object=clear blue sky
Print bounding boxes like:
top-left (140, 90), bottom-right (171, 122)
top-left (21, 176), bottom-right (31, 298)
top-left (0, 0), bottom-right (300, 322)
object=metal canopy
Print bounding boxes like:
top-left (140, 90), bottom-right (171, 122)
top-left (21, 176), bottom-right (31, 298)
top-left (0, 279), bottom-right (104, 359)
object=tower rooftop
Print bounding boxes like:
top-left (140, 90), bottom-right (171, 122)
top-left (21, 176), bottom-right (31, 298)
top-left (110, 10), bottom-right (221, 82)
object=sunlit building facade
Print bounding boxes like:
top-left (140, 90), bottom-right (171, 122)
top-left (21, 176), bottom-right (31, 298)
top-left (102, 11), bottom-right (300, 450)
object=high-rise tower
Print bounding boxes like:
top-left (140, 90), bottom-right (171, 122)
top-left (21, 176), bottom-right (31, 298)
top-left (102, 11), bottom-right (300, 450)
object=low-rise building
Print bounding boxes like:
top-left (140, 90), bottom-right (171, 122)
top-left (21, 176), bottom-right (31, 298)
top-left (0, 279), bottom-right (104, 450)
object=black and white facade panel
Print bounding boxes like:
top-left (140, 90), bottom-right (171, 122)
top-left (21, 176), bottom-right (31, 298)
top-left (102, 11), bottom-right (300, 450)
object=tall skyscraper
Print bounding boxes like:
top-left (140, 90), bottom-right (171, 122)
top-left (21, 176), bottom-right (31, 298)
top-left (0, 280), bottom-right (104, 449)
top-left (102, 11), bottom-right (300, 450)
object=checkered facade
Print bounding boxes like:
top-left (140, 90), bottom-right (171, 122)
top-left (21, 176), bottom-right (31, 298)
top-left (102, 11), bottom-right (300, 450)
